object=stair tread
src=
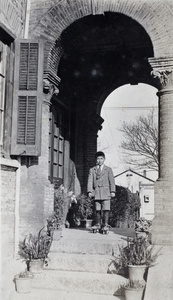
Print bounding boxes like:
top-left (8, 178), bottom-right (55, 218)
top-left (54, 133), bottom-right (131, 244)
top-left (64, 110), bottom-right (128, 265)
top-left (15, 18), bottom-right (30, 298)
top-left (49, 252), bottom-right (114, 259)
top-left (46, 251), bottom-right (116, 273)
top-left (51, 228), bottom-right (130, 256)
top-left (32, 269), bottom-right (127, 295)
top-left (56, 228), bottom-right (129, 242)
top-left (59, 228), bottom-right (134, 239)
top-left (9, 289), bottom-right (125, 300)
top-left (34, 268), bottom-right (122, 279)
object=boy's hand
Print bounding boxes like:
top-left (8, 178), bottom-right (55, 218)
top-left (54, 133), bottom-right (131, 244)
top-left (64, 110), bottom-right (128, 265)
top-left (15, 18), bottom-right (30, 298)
top-left (88, 192), bottom-right (92, 198)
top-left (111, 192), bottom-right (115, 198)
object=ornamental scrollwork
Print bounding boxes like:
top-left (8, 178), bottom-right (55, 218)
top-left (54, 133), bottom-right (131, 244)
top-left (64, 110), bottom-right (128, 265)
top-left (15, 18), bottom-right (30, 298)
top-left (43, 79), bottom-right (59, 96)
top-left (151, 69), bottom-right (173, 89)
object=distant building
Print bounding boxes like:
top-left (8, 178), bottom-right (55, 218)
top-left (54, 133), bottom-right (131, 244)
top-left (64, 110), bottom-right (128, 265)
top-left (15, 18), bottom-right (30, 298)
top-left (114, 169), bottom-right (155, 220)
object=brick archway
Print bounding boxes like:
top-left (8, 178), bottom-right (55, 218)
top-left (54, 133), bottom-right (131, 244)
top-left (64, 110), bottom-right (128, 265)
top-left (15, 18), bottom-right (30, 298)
top-left (28, 0), bottom-right (173, 245)
top-left (29, 0), bottom-right (173, 74)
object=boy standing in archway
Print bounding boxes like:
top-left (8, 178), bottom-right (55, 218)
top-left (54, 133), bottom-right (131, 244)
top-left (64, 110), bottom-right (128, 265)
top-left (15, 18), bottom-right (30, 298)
top-left (87, 151), bottom-right (115, 233)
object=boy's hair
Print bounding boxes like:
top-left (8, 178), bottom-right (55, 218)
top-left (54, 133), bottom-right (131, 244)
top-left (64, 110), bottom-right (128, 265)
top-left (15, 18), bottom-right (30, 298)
top-left (95, 151), bottom-right (105, 158)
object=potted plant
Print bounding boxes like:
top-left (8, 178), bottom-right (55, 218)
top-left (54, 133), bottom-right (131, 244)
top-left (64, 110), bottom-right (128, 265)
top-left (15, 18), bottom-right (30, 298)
top-left (14, 269), bottom-right (34, 294)
top-left (53, 184), bottom-right (77, 232)
top-left (115, 236), bottom-right (160, 282)
top-left (18, 226), bottom-right (53, 273)
top-left (135, 217), bottom-right (152, 238)
top-left (77, 194), bottom-right (93, 228)
top-left (47, 214), bottom-right (62, 241)
top-left (122, 280), bottom-right (145, 300)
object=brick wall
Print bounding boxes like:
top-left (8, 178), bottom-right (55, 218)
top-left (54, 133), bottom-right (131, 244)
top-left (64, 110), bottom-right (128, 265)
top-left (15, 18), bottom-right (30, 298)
top-left (0, 160), bottom-right (23, 299)
top-left (0, 157), bottom-right (53, 249)
top-left (0, 0), bottom-right (26, 38)
top-left (28, 0), bottom-right (173, 78)
top-left (18, 100), bottom-right (54, 238)
top-left (19, 164), bottom-right (54, 238)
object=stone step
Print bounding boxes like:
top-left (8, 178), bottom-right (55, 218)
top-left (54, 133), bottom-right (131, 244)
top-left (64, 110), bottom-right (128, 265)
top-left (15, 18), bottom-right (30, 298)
top-left (46, 252), bottom-right (114, 273)
top-left (31, 269), bottom-right (127, 296)
top-left (9, 289), bottom-right (125, 300)
top-left (51, 239), bottom-right (120, 255)
top-left (51, 229), bottom-right (127, 255)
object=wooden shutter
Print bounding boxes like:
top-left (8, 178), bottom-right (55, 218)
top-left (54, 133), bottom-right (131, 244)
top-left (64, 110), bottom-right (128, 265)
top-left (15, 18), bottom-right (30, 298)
top-left (11, 39), bottom-right (44, 156)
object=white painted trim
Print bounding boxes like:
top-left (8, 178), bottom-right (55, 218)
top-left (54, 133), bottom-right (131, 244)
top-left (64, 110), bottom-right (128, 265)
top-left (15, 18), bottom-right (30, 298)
top-left (14, 157), bottom-right (21, 257)
top-left (0, 157), bottom-right (20, 168)
top-left (24, 0), bottom-right (31, 39)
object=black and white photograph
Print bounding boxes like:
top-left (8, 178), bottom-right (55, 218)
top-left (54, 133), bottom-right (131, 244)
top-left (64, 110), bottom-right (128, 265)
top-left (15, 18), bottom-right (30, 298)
top-left (0, 0), bottom-right (173, 299)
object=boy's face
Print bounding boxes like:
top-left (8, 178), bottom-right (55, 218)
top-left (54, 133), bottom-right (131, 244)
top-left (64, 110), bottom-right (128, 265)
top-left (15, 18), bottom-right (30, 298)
top-left (96, 156), bottom-right (105, 166)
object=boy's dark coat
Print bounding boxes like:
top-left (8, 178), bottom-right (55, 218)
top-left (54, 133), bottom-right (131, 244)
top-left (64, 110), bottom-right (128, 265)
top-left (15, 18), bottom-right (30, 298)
top-left (87, 165), bottom-right (115, 200)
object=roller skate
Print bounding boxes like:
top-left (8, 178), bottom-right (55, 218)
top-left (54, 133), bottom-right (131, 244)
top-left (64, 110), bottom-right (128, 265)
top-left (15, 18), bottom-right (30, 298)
top-left (100, 224), bottom-right (110, 234)
top-left (91, 224), bottom-right (101, 233)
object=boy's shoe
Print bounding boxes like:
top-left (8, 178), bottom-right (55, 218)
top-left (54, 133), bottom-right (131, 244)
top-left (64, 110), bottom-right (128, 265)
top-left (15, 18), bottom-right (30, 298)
top-left (100, 224), bottom-right (110, 234)
top-left (91, 224), bottom-right (101, 233)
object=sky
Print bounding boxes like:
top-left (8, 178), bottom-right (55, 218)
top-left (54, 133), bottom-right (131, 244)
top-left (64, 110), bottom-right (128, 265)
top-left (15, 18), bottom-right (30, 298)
top-left (97, 83), bottom-right (158, 181)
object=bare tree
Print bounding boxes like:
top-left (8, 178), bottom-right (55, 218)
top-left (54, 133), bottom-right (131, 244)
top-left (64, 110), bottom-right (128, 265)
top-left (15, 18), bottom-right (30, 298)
top-left (119, 109), bottom-right (158, 171)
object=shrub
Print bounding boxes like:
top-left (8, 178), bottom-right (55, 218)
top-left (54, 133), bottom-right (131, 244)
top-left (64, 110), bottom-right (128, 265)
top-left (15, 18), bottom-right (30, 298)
top-left (76, 194), bottom-right (94, 220)
top-left (109, 185), bottom-right (140, 227)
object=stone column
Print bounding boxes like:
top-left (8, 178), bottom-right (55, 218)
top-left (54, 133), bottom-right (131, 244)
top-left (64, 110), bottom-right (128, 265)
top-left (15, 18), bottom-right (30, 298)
top-left (149, 57), bottom-right (173, 245)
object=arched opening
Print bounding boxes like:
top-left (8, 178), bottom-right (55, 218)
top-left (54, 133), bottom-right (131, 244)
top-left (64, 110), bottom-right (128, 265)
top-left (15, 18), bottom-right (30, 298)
top-left (55, 12), bottom-right (155, 191)
top-left (98, 83), bottom-right (158, 179)
top-left (98, 83), bottom-right (158, 222)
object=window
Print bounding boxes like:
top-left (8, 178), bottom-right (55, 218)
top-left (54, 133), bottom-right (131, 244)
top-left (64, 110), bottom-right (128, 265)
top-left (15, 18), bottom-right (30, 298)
top-left (49, 105), bottom-right (64, 183)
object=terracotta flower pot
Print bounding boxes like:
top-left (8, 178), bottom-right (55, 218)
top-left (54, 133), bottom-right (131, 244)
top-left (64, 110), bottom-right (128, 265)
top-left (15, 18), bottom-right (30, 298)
top-left (124, 286), bottom-right (144, 300)
top-left (29, 259), bottom-right (44, 274)
top-left (128, 265), bottom-right (147, 282)
top-left (15, 276), bottom-right (33, 294)
top-left (86, 219), bottom-right (93, 228)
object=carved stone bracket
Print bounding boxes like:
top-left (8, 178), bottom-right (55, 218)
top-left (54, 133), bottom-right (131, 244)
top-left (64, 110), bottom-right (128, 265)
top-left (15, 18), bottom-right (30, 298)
top-left (85, 113), bottom-right (104, 132)
top-left (43, 79), bottom-right (59, 105)
top-left (43, 79), bottom-right (59, 95)
top-left (43, 68), bottom-right (61, 104)
top-left (149, 57), bottom-right (173, 91)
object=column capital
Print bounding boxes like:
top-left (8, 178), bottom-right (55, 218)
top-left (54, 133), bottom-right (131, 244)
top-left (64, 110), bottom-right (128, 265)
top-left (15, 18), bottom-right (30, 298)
top-left (148, 57), bottom-right (173, 91)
